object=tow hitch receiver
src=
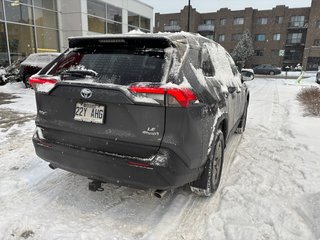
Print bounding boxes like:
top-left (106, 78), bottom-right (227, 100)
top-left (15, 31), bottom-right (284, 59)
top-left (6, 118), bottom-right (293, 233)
top-left (88, 180), bottom-right (104, 192)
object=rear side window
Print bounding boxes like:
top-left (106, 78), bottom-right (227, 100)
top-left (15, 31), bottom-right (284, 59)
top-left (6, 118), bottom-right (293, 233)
top-left (48, 48), bottom-right (166, 85)
top-left (201, 46), bottom-right (215, 77)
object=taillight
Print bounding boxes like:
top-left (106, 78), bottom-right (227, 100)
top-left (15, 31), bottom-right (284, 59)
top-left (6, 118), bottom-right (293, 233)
top-left (128, 85), bottom-right (197, 108)
top-left (29, 76), bottom-right (57, 93)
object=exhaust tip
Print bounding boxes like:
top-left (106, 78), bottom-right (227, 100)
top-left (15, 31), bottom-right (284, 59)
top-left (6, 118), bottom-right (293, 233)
top-left (153, 189), bottom-right (167, 199)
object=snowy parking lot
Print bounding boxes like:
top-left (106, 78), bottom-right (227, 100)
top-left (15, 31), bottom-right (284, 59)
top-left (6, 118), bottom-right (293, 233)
top-left (0, 77), bottom-right (320, 240)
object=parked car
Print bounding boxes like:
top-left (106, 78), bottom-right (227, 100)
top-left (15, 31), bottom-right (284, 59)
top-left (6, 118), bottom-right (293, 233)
top-left (253, 64), bottom-right (282, 75)
top-left (31, 33), bottom-right (253, 197)
top-left (317, 70), bottom-right (320, 84)
top-left (19, 53), bottom-right (60, 87)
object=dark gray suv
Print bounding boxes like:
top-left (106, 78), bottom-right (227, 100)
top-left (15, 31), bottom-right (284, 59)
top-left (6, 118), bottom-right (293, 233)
top-left (31, 33), bottom-right (252, 196)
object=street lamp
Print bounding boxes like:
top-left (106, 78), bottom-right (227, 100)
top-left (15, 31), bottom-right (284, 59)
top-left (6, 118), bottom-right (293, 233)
top-left (187, 0), bottom-right (191, 32)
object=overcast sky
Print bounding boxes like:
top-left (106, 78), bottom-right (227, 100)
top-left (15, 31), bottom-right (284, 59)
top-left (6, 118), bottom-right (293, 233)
top-left (141, 0), bottom-right (312, 13)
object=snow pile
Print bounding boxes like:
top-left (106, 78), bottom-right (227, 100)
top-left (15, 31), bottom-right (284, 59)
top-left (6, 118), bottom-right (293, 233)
top-left (0, 68), bottom-right (6, 75)
top-left (0, 82), bottom-right (36, 113)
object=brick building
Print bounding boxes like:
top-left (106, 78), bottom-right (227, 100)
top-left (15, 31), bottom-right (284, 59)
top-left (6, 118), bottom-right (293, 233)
top-left (154, 0), bottom-right (320, 70)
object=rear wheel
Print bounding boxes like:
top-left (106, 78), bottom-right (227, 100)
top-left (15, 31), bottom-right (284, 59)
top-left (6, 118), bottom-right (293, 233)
top-left (236, 103), bottom-right (248, 134)
top-left (23, 75), bottom-right (31, 88)
top-left (190, 129), bottom-right (224, 197)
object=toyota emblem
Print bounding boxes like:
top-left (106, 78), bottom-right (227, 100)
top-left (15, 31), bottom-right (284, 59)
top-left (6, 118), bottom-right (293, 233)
top-left (80, 88), bottom-right (92, 99)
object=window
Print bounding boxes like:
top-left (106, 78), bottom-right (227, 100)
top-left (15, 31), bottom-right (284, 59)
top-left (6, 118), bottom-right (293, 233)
top-left (254, 50), bottom-right (264, 56)
top-left (255, 34), bottom-right (266, 41)
top-left (220, 18), bottom-right (226, 26)
top-left (257, 17), bottom-right (268, 25)
top-left (231, 33), bottom-right (242, 42)
top-left (201, 46), bottom-right (215, 77)
top-left (88, 16), bottom-right (106, 33)
top-left (34, 0), bottom-right (57, 11)
top-left (48, 48), bottom-right (166, 85)
top-left (107, 21), bottom-right (122, 34)
top-left (313, 39), bottom-right (320, 46)
top-left (0, 0), bottom-right (3, 20)
top-left (0, 23), bottom-right (9, 67)
top-left (7, 23), bottom-right (36, 62)
top-left (8, 0), bottom-right (32, 5)
top-left (4, 1), bottom-right (33, 24)
top-left (88, 0), bottom-right (106, 18)
top-left (140, 16), bottom-right (151, 30)
top-left (290, 16), bottom-right (305, 27)
top-left (169, 19), bottom-right (178, 26)
top-left (205, 35), bottom-right (214, 40)
top-left (107, 4), bottom-right (122, 22)
top-left (34, 8), bottom-right (58, 29)
top-left (218, 34), bottom-right (225, 42)
top-left (287, 33), bottom-right (302, 44)
top-left (204, 19), bottom-right (214, 25)
top-left (233, 17), bottom-right (244, 25)
top-left (273, 33), bottom-right (281, 41)
top-left (275, 16), bottom-right (283, 24)
top-left (128, 11), bottom-right (139, 27)
top-left (36, 27), bottom-right (59, 52)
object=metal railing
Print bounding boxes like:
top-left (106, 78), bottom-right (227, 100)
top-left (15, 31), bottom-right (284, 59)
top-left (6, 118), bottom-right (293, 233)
top-left (288, 21), bottom-right (308, 28)
top-left (164, 25), bottom-right (181, 32)
top-left (197, 24), bottom-right (215, 32)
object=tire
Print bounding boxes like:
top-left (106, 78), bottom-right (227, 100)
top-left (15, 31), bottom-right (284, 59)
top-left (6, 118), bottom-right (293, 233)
top-left (190, 129), bottom-right (225, 197)
top-left (23, 75), bottom-right (31, 88)
top-left (236, 103), bottom-right (248, 134)
top-left (269, 71), bottom-right (275, 75)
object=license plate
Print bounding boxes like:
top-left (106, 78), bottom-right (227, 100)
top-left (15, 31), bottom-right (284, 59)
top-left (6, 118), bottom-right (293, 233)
top-left (74, 102), bottom-right (105, 124)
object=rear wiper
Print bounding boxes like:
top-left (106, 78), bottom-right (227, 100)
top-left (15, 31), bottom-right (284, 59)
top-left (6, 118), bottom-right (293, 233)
top-left (60, 69), bottom-right (98, 80)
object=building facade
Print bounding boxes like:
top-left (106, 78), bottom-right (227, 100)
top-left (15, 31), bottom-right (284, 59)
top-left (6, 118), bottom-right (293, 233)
top-left (0, 0), bottom-right (153, 67)
top-left (155, 0), bottom-right (320, 70)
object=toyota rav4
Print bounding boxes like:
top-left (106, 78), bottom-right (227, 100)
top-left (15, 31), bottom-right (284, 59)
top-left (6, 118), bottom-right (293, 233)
top-left (31, 33), bottom-right (253, 196)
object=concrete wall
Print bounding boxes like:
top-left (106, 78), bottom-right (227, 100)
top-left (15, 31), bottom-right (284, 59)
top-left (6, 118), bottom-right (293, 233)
top-left (58, 0), bottom-right (153, 50)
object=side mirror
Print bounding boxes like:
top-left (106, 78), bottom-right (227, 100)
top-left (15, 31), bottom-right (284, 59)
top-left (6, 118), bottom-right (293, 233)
top-left (241, 69), bottom-right (255, 82)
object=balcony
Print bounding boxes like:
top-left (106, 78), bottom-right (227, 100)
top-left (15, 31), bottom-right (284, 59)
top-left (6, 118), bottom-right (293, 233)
top-left (164, 25), bottom-right (181, 32)
top-left (288, 21), bottom-right (308, 29)
top-left (285, 40), bottom-right (305, 46)
top-left (198, 24), bottom-right (215, 32)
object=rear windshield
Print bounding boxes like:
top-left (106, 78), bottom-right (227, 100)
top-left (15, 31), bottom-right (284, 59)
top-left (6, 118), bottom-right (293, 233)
top-left (47, 48), bottom-right (167, 85)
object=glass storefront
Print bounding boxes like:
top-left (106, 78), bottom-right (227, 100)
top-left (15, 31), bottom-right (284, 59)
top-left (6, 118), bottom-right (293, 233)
top-left (34, 0), bottom-right (57, 11)
top-left (34, 8), bottom-right (58, 28)
top-left (0, 23), bottom-right (9, 66)
top-left (128, 11), bottom-right (139, 27)
top-left (87, 0), bottom-right (124, 34)
top-left (140, 16), bottom-right (150, 30)
top-left (107, 21), bottom-right (121, 34)
top-left (88, 0), bottom-right (106, 18)
top-left (128, 11), bottom-right (151, 32)
top-left (4, 1), bottom-right (33, 24)
top-left (7, 0), bottom-right (32, 5)
top-left (0, 0), bottom-right (3, 20)
top-left (107, 4), bottom-right (122, 22)
top-left (7, 23), bottom-right (35, 61)
top-left (36, 27), bottom-right (59, 52)
top-left (0, 0), bottom-right (59, 66)
top-left (88, 16), bottom-right (106, 33)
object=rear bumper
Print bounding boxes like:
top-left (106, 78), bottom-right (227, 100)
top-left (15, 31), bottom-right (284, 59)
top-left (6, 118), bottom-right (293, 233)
top-left (33, 133), bottom-right (202, 190)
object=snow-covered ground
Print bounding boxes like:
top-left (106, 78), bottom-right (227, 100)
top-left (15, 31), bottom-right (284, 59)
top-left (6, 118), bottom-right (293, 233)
top-left (0, 77), bottom-right (319, 240)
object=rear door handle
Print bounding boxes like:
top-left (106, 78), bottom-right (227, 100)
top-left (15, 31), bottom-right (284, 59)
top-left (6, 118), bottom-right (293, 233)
top-left (228, 87), bottom-right (236, 94)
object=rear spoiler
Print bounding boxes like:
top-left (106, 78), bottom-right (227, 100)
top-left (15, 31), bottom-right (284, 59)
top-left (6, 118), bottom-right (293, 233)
top-left (68, 37), bottom-right (174, 49)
